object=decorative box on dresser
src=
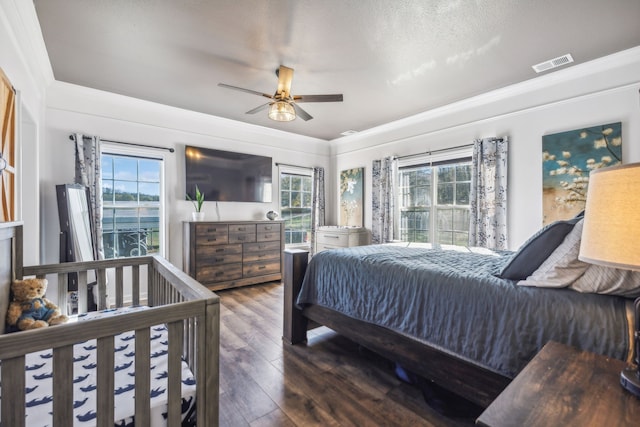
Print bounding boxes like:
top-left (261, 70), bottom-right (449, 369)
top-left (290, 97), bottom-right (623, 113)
top-left (183, 220), bottom-right (284, 291)
top-left (315, 226), bottom-right (370, 253)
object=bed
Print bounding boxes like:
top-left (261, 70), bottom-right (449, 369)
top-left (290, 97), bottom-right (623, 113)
top-left (0, 222), bottom-right (220, 427)
top-left (283, 239), bottom-right (636, 408)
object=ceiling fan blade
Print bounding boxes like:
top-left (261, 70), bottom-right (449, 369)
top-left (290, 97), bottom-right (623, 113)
top-left (293, 94), bottom-right (343, 103)
top-left (276, 65), bottom-right (294, 98)
top-left (245, 102), bottom-right (272, 115)
top-left (292, 103), bottom-right (313, 121)
top-left (218, 83), bottom-right (273, 100)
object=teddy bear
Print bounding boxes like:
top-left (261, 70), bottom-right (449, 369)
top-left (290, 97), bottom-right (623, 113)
top-left (6, 278), bottom-right (68, 331)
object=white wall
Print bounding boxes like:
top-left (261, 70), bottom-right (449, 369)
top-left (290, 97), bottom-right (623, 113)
top-left (331, 47), bottom-right (640, 249)
top-left (42, 81), bottom-right (331, 272)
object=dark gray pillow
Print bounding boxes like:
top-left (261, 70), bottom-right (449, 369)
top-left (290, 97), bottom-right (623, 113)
top-left (498, 214), bottom-right (583, 280)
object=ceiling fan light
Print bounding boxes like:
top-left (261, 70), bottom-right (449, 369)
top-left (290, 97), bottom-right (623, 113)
top-left (268, 101), bottom-right (296, 122)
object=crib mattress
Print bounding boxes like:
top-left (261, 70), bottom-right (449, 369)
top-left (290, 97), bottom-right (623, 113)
top-left (0, 306), bottom-right (196, 426)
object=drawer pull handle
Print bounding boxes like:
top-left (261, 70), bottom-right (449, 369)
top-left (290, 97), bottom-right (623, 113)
top-left (208, 238), bottom-right (217, 242)
top-left (238, 227), bottom-right (245, 231)
top-left (215, 258), bottom-right (224, 262)
top-left (215, 271), bottom-right (224, 276)
top-left (327, 235), bottom-right (340, 239)
top-left (216, 248), bottom-right (224, 252)
top-left (265, 226), bottom-right (272, 230)
top-left (264, 234), bottom-right (271, 238)
top-left (259, 266), bottom-right (266, 270)
top-left (238, 236), bottom-right (245, 241)
top-left (207, 228), bottom-right (217, 232)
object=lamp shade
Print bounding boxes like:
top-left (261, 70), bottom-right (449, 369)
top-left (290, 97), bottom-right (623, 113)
top-left (579, 162), bottom-right (640, 271)
top-left (268, 101), bottom-right (295, 122)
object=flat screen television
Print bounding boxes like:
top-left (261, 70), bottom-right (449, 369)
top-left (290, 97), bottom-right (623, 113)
top-left (185, 145), bottom-right (272, 203)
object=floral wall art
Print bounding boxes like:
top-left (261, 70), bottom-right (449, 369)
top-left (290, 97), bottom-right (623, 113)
top-left (339, 167), bottom-right (364, 227)
top-left (542, 122), bottom-right (622, 225)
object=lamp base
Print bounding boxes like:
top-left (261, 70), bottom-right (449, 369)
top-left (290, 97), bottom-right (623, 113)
top-left (620, 366), bottom-right (640, 397)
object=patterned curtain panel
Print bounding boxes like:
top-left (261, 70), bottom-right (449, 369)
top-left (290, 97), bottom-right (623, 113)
top-left (310, 166), bottom-right (325, 255)
top-left (73, 133), bottom-right (104, 260)
top-left (371, 156), bottom-right (396, 244)
top-left (469, 137), bottom-right (509, 249)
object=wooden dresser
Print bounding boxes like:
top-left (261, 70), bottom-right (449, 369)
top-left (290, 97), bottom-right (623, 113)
top-left (183, 220), bottom-right (284, 291)
top-left (315, 226), bottom-right (370, 253)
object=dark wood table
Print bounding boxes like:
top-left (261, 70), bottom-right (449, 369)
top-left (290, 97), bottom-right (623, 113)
top-left (477, 341), bottom-right (640, 426)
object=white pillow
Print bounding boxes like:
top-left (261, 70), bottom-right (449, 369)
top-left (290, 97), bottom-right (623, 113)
top-left (570, 264), bottom-right (640, 298)
top-left (517, 220), bottom-right (589, 288)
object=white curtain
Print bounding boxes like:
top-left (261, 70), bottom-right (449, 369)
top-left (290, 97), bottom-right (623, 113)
top-left (469, 137), bottom-right (508, 249)
top-left (73, 133), bottom-right (104, 260)
top-left (310, 167), bottom-right (325, 255)
top-left (371, 156), bottom-right (396, 244)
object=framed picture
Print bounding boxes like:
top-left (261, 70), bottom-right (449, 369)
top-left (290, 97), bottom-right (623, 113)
top-left (542, 122), bottom-right (622, 225)
top-left (339, 167), bottom-right (364, 227)
top-left (0, 68), bottom-right (16, 222)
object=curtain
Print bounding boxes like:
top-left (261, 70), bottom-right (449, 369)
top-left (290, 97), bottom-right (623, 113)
top-left (310, 166), bottom-right (325, 255)
top-left (73, 133), bottom-right (104, 260)
top-left (469, 137), bottom-right (508, 250)
top-left (371, 156), bottom-right (396, 244)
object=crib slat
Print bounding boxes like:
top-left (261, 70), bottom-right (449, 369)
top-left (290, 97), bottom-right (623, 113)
top-left (78, 270), bottom-right (88, 313)
top-left (57, 272), bottom-right (68, 315)
top-left (167, 320), bottom-right (184, 425)
top-left (53, 345), bottom-right (74, 426)
top-left (96, 336), bottom-right (115, 427)
top-left (1, 356), bottom-right (26, 427)
top-left (97, 268), bottom-right (108, 310)
top-left (134, 327), bottom-right (151, 425)
top-left (132, 264), bottom-right (140, 306)
top-left (115, 266), bottom-right (124, 307)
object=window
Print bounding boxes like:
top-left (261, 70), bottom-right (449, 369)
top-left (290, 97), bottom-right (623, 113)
top-left (397, 158), bottom-right (472, 246)
top-left (280, 169), bottom-right (312, 246)
top-left (101, 152), bottom-right (164, 258)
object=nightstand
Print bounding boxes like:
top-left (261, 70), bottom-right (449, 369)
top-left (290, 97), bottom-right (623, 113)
top-left (314, 226), bottom-right (370, 253)
top-left (477, 341), bottom-right (640, 426)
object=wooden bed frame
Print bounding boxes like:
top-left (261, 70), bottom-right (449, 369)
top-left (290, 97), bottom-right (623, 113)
top-left (0, 222), bottom-right (220, 427)
top-left (282, 249), bottom-right (511, 408)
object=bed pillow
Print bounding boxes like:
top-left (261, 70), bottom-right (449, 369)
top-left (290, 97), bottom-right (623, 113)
top-left (570, 264), bottom-right (640, 298)
top-left (517, 220), bottom-right (589, 288)
top-left (498, 214), bottom-right (583, 280)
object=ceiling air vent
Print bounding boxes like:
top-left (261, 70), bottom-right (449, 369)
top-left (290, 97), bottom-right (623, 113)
top-left (532, 54), bottom-right (574, 73)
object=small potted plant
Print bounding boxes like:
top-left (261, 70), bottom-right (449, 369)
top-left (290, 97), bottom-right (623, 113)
top-left (187, 185), bottom-right (205, 221)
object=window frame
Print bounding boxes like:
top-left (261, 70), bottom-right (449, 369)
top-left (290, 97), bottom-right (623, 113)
top-left (100, 143), bottom-right (166, 259)
top-left (396, 147), bottom-right (473, 245)
top-left (278, 165), bottom-right (313, 249)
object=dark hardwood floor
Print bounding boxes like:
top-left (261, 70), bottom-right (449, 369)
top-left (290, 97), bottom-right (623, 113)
top-left (217, 282), bottom-right (478, 426)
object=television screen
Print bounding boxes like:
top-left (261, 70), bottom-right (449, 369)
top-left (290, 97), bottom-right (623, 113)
top-left (185, 146), bottom-right (272, 203)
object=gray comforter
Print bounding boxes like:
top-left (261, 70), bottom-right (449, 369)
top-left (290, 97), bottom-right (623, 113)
top-left (296, 244), bottom-right (632, 377)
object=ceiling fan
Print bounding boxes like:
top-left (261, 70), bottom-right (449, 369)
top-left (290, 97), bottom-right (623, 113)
top-left (218, 65), bottom-right (343, 122)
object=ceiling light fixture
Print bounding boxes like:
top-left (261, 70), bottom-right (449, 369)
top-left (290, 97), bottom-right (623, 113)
top-left (268, 101), bottom-right (296, 122)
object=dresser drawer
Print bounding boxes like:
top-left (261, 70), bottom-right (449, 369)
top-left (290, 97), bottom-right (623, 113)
top-left (196, 244), bottom-right (242, 266)
top-left (195, 224), bottom-right (229, 245)
top-left (257, 223), bottom-right (280, 234)
top-left (229, 224), bottom-right (256, 244)
top-left (316, 243), bottom-right (342, 253)
top-left (243, 241), bottom-right (281, 263)
top-left (257, 229), bottom-right (280, 242)
top-left (230, 224), bottom-right (256, 234)
top-left (196, 263), bottom-right (243, 283)
top-left (243, 260), bottom-right (281, 277)
top-left (316, 231), bottom-right (349, 247)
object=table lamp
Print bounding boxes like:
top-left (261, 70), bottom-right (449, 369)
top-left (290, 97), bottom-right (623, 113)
top-left (579, 162), bottom-right (640, 397)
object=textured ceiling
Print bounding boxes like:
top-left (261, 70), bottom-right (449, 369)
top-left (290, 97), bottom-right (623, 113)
top-left (34, 0), bottom-right (640, 141)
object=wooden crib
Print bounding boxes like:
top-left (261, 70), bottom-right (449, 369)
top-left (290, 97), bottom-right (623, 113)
top-left (0, 222), bottom-right (220, 426)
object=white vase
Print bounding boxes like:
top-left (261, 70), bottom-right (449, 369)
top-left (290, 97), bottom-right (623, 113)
top-left (192, 211), bottom-right (205, 221)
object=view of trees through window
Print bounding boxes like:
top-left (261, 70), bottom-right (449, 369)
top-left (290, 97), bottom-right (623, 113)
top-left (280, 172), bottom-right (312, 245)
top-left (101, 154), bottom-right (162, 258)
top-left (398, 160), bottom-right (471, 245)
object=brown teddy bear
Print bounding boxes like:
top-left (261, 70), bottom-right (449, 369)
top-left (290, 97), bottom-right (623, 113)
top-left (6, 278), bottom-right (68, 331)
